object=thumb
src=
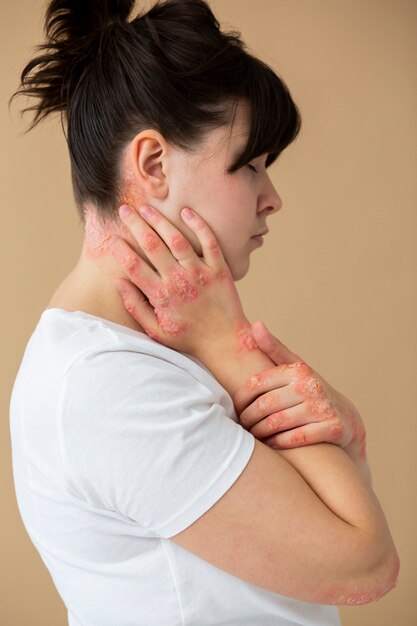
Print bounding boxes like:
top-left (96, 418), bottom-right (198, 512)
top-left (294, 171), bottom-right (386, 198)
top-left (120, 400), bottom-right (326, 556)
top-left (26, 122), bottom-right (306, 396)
top-left (114, 278), bottom-right (160, 341)
top-left (251, 320), bottom-right (301, 366)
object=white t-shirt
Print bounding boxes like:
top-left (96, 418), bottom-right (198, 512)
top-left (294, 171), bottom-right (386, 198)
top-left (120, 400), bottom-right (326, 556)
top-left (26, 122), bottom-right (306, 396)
top-left (10, 308), bottom-right (341, 626)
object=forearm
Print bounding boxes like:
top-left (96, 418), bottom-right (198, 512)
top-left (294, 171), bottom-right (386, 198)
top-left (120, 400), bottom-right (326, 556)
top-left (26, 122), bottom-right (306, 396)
top-left (193, 323), bottom-right (275, 398)
top-left (195, 330), bottom-right (384, 529)
top-left (337, 394), bottom-right (372, 487)
top-left (276, 442), bottom-right (399, 585)
top-left (345, 441), bottom-right (372, 487)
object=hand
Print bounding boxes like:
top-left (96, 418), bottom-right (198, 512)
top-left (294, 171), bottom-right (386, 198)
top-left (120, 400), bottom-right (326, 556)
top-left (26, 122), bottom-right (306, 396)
top-left (109, 204), bottom-right (252, 357)
top-left (233, 320), bottom-right (366, 455)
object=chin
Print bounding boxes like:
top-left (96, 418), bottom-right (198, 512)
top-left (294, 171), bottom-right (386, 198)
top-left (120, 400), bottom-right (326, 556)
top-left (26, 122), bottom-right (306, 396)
top-left (230, 258), bottom-right (250, 282)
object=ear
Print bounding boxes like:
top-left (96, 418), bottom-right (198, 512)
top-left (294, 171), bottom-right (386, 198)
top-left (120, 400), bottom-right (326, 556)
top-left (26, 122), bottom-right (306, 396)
top-left (129, 130), bottom-right (169, 199)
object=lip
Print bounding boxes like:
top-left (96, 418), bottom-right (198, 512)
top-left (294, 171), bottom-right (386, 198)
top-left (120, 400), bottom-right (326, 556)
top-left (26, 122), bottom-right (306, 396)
top-left (250, 229), bottom-right (268, 244)
top-left (250, 234), bottom-right (265, 245)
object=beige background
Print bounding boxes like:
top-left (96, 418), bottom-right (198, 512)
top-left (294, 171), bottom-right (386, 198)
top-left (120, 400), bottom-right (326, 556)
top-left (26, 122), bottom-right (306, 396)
top-left (1, 0), bottom-right (415, 624)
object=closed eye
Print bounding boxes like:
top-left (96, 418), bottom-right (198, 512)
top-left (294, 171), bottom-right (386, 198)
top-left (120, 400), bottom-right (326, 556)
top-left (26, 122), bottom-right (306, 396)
top-left (247, 164), bottom-right (258, 173)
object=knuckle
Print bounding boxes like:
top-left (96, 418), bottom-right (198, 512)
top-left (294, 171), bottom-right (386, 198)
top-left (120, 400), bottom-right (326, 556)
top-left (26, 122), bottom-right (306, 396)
top-left (266, 414), bottom-right (280, 433)
top-left (304, 377), bottom-right (323, 395)
top-left (309, 395), bottom-right (335, 419)
top-left (153, 287), bottom-right (170, 308)
top-left (246, 373), bottom-right (264, 392)
top-left (295, 361), bottom-right (313, 376)
top-left (208, 242), bottom-right (222, 257)
top-left (143, 232), bottom-right (161, 252)
top-left (172, 272), bottom-right (198, 299)
top-left (272, 411), bottom-right (286, 429)
top-left (171, 234), bottom-right (190, 252)
top-left (124, 254), bottom-right (141, 276)
top-left (194, 269), bottom-right (210, 286)
top-left (291, 430), bottom-right (307, 445)
top-left (256, 394), bottom-right (274, 414)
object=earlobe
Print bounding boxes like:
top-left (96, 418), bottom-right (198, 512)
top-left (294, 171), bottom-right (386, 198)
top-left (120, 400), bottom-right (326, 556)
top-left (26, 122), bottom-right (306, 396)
top-left (131, 132), bottom-right (169, 200)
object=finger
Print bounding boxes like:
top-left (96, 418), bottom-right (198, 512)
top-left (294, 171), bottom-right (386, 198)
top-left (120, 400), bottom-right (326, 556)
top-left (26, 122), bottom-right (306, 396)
top-left (138, 205), bottom-right (200, 270)
top-left (114, 278), bottom-right (162, 342)
top-left (118, 204), bottom-right (180, 275)
top-left (249, 401), bottom-right (316, 439)
top-left (239, 385), bottom-right (304, 430)
top-left (251, 320), bottom-right (302, 365)
top-left (109, 236), bottom-right (162, 301)
top-left (263, 420), bottom-right (343, 450)
top-left (233, 365), bottom-right (296, 415)
top-left (181, 207), bottom-right (227, 271)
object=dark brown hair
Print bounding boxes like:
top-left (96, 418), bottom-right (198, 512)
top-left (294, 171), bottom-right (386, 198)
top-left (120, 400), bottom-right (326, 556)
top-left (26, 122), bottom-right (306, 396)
top-left (10, 0), bottom-right (302, 220)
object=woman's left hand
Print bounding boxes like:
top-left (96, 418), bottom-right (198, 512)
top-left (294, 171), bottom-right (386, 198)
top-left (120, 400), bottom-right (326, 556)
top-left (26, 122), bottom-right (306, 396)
top-left (233, 320), bottom-right (366, 456)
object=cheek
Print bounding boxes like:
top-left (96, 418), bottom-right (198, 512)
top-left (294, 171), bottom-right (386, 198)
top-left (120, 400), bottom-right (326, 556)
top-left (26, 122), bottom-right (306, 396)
top-left (169, 168), bottom-right (252, 265)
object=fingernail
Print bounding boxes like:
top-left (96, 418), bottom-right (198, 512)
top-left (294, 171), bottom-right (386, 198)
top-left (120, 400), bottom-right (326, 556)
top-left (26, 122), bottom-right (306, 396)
top-left (119, 205), bottom-right (132, 218)
top-left (181, 207), bottom-right (194, 220)
top-left (108, 235), bottom-right (118, 247)
top-left (139, 205), bottom-right (155, 219)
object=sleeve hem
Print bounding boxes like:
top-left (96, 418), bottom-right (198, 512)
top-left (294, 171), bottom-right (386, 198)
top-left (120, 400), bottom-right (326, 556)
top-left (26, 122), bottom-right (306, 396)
top-left (157, 428), bottom-right (255, 538)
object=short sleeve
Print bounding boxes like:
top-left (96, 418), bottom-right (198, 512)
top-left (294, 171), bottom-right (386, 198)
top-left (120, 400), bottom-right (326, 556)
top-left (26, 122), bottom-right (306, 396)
top-left (57, 346), bottom-right (255, 538)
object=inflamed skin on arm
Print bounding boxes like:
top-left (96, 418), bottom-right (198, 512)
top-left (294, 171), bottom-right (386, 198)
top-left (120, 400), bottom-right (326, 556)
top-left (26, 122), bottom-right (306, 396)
top-left (193, 332), bottom-right (399, 604)
top-left (108, 204), bottom-right (399, 602)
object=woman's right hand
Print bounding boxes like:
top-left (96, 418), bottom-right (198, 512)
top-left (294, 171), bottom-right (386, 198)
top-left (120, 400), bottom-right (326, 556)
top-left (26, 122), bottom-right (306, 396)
top-left (109, 203), bottom-right (252, 358)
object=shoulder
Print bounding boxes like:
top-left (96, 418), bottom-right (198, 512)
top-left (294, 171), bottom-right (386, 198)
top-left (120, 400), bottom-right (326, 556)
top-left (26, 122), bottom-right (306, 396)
top-left (39, 308), bottom-right (228, 403)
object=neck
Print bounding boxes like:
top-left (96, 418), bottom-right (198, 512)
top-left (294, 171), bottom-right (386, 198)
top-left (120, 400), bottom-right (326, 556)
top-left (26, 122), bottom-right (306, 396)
top-left (47, 207), bottom-right (146, 334)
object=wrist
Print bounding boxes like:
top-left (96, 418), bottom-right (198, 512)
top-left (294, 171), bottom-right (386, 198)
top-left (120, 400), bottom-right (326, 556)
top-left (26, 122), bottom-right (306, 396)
top-left (193, 319), bottom-right (274, 398)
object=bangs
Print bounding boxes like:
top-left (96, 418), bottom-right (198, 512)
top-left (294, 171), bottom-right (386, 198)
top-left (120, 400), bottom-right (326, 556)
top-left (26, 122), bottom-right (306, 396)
top-left (227, 57), bottom-right (302, 173)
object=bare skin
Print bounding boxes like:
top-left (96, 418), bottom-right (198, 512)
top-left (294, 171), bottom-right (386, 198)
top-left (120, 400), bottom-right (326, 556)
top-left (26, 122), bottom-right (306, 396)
top-left (47, 104), bottom-right (398, 601)
top-left (109, 201), bottom-right (371, 484)
top-left (107, 201), bottom-right (398, 603)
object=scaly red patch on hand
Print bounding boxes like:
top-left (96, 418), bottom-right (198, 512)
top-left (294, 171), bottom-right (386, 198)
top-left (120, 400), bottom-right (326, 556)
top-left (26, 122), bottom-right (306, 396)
top-left (171, 234), bottom-right (190, 252)
top-left (143, 232), bottom-right (161, 252)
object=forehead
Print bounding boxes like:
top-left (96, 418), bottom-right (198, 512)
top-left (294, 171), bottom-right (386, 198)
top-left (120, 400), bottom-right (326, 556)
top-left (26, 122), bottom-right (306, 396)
top-left (201, 102), bottom-right (251, 160)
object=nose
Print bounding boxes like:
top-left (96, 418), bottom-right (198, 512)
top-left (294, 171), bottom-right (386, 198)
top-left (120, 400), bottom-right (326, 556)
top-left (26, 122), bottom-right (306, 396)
top-left (257, 175), bottom-right (283, 215)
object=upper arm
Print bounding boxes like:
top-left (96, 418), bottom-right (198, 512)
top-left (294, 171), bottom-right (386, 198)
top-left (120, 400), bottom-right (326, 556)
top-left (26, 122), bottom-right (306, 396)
top-left (60, 346), bottom-right (397, 605)
top-left (171, 438), bottom-right (396, 604)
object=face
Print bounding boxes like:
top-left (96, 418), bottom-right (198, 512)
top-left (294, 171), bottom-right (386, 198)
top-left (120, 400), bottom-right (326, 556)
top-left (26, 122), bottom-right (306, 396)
top-left (164, 103), bottom-right (283, 280)
top-left (83, 102), bottom-right (283, 282)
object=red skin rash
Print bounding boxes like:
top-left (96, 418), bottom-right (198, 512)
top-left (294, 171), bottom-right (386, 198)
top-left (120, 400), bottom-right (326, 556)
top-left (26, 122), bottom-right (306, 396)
top-left (295, 374), bottom-right (336, 420)
top-left (84, 153), bottom-right (146, 259)
top-left (324, 552), bottom-right (399, 605)
top-left (171, 234), bottom-right (191, 253)
top-left (152, 287), bottom-right (170, 308)
top-left (83, 165), bottom-right (256, 353)
top-left (244, 370), bottom-right (273, 392)
top-left (195, 270), bottom-right (209, 286)
top-left (236, 322), bottom-right (257, 352)
top-left (172, 272), bottom-right (198, 300)
top-left (154, 309), bottom-right (187, 336)
top-left (143, 232), bottom-right (161, 253)
top-left (84, 207), bottom-right (125, 259)
top-left (240, 361), bottom-right (367, 454)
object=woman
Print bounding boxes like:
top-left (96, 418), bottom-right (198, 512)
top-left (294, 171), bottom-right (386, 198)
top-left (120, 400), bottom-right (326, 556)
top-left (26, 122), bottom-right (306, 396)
top-left (9, 1), bottom-right (399, 625)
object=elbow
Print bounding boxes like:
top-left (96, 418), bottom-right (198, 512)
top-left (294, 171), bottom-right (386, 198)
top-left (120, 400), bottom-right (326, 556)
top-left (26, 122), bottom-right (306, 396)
top-left (334, 543), bottom-right (400, 606)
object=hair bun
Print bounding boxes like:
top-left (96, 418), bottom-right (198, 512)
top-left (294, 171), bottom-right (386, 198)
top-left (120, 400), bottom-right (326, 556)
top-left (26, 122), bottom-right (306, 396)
top-left (45, 0), bottom-right (135, 41)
